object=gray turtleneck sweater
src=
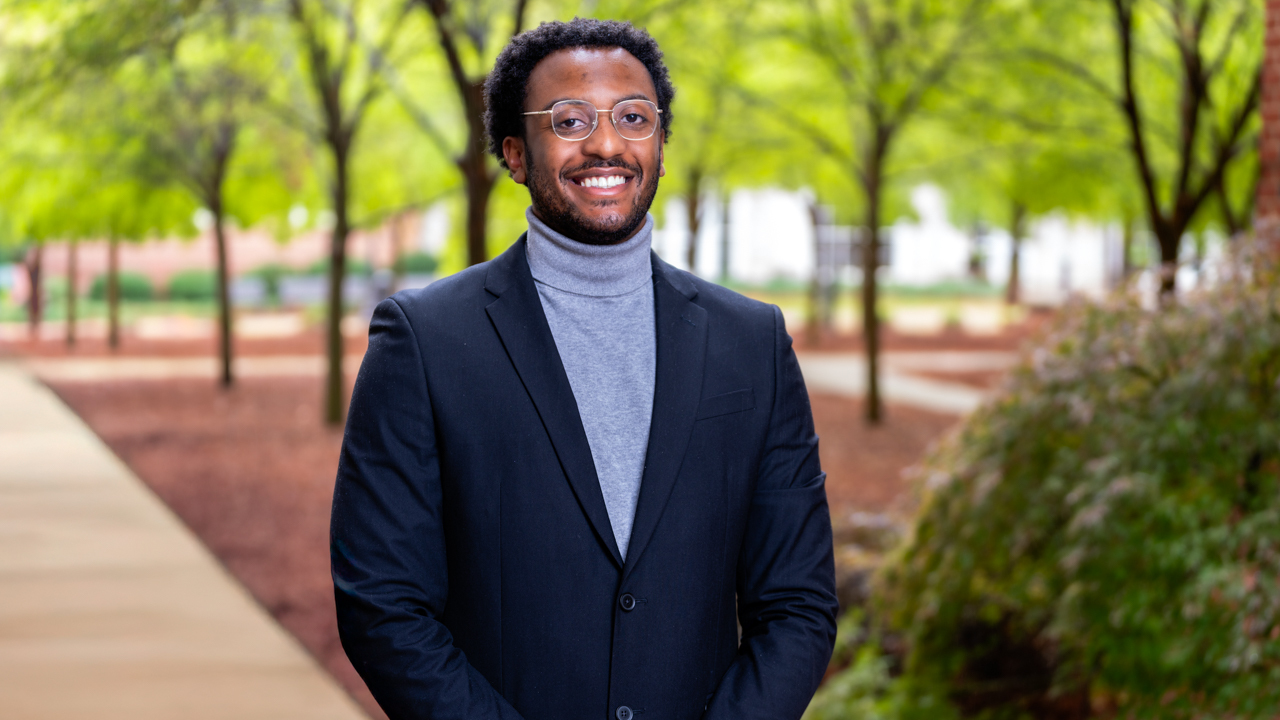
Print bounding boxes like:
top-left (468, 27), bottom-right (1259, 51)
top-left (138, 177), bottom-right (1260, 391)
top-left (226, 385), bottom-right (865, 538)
top-left (525, 208), bottom-right (656, 561)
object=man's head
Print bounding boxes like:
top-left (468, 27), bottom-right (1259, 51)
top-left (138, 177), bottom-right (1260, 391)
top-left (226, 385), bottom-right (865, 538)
top-left (484, 19), bottom-right (675, 245)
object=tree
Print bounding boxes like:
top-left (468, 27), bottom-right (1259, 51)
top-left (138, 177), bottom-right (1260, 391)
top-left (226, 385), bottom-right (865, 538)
top-left (767, 0), bottom-right (997, 423)
top-left (934, 10), bottom-right (1141, 305)
top-left (281, 0), bottom-right (415, 424)
top-left (117, 0), bottom-right (283, 385)
top-left (638, 0), bottom-right (755, 275)
top-left (385, 0), bottom-right (532, 267)
top-left (1029, 0), bottom-right (1262, 298)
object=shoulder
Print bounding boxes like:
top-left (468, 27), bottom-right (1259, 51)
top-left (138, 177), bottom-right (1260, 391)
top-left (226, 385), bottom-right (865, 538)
top-left (654, 256), bottom-right (779, 331)
top-left (388, 262), bottom-right (489, 319)
top-left (386, 239), bottom-right (526, 325)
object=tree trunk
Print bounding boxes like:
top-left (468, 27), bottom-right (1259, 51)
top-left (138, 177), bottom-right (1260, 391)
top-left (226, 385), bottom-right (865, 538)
top-left (862, 133), bottom-right (888, 425)
top-left (107, 236), bottom-right (120, 350)
top-left (461, 80), bottom-right (495, 267)
top-left (26, 244), bottom-right (43, 337)
top-left (66, 239), bottom-right (78, 347)
top-left (1121, 215), bottom-right (1135, 281)
top-left (720, 191), bottom-right (731, 283)
top-left (462, 156), bottom-right (495, 267)
top-left (213, 203), bottom-right (233, 388)
top-left (1155, 226), bottom-right (1181, 299)
top-left (324, 148), bottom-right (352, 425)
top-left (391, 211), bottom-right (406, 288)
top-left (686, 167), bottom-right (703, 272)
top-left (806, 203), bottom-right (823, 348)
top-left (1006, 202), bottom-right (1025, 306)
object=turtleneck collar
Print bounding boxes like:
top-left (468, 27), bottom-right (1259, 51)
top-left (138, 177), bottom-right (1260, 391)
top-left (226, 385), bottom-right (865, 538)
top-left (525, 207), bottom-right (654, 298)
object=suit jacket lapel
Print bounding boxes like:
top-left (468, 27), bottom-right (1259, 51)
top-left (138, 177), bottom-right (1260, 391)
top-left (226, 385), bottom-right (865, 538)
top-left (484, 238), bottom-right (624, 568)
top-left (623, 254), bottom-right (708, 580)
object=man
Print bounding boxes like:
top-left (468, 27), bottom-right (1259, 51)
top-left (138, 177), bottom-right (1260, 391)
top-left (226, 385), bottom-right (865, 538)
top-left (332, 18), bottom-right (836, 720)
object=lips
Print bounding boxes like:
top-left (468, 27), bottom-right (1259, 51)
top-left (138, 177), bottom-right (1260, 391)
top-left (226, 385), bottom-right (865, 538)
top-left (563, 161), bottom-right (641, 194)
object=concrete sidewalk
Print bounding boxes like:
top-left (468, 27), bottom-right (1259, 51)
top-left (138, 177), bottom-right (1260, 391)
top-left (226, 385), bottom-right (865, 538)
top-left (798, 351), bottom-right (1015, 415)
top-left (0, 362), bottom-right (368, 720)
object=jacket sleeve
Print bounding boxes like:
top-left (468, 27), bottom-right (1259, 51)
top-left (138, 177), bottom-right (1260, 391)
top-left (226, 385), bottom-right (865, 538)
top-left (705, 304), bottom-right (839, 720)
top-left (330, 297), bottom-right (524, 720)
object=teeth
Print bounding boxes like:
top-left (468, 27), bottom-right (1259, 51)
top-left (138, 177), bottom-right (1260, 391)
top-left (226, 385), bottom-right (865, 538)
top-left (579, 175), bottom-right (626, 189)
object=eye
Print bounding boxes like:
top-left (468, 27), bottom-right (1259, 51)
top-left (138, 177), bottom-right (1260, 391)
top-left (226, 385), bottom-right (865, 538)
top-left (619, 112), bottom-right (645, 125)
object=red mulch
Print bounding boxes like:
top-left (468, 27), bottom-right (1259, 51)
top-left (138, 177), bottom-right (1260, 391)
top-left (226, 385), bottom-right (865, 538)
top-left (793, 310), bottom-right (1053, 353)
top-left (810, 394), bottom-right (960, 519)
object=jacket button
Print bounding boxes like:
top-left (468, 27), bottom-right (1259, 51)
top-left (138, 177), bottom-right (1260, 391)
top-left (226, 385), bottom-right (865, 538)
top-left (616, 706), bottom-right (633, 720)
top-left (619, 593), bottom-right (636, 611)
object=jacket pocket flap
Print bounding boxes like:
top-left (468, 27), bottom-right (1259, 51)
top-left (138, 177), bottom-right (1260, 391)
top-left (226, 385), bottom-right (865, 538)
top-left (695, 388), bottom-right (755, 420)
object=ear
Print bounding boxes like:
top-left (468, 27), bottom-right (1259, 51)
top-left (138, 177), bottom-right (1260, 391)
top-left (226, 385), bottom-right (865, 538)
top-left (502, 136), bottom-right (528, 185)
top-left (657, 132), bottom-right (665, 178)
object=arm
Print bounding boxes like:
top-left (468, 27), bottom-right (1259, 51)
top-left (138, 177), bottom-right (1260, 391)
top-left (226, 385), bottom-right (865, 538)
top-left (704, 305), bottom-right (839, 720)
top-left (331, 297), bottom-right (524, 720)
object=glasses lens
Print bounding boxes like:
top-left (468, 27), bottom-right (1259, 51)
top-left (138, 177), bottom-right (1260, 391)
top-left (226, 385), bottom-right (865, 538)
top-left (613, 100), bottom-right (658, 140)
top-left (551, 101), bottom-right (596, 140)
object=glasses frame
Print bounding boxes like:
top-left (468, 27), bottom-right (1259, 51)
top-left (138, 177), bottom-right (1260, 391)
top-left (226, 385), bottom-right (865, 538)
top-left (522, 99), bottom-right (663, 142)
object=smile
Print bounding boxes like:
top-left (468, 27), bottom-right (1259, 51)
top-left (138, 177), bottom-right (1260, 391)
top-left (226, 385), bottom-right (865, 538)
top-left (572, 175), bottom-right (630, 189)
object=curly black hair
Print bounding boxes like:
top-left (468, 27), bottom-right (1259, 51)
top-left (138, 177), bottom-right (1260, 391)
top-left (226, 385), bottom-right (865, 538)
top-left (483, 18), bottom-right (675, 170)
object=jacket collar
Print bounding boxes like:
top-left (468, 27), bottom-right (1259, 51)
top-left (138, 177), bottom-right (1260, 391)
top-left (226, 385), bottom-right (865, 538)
top-left (483, 238), bottom-right (707, 576)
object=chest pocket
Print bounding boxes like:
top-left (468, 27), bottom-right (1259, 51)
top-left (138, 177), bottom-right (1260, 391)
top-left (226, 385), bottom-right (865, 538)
top-left (695, 388), bottom-right (755, 420)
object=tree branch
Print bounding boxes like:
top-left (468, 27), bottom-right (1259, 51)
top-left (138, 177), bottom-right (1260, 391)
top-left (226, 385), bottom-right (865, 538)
top-left (1185, 63), bottom-right (1261, 219)
top-left (1110, 0), bottom-right (1165, 235)
top-left (419, 0), bottom-right (477, 120)
top-left (512, 0), bottom-right (529, 36)
top-left (735, 85), bottom-right (854, 166)
top-left (1021, 48), bottom-right (1122, 107)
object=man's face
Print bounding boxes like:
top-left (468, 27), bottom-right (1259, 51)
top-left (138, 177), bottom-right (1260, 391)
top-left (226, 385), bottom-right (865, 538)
top-left (503, 47), bottom-right (665, 246)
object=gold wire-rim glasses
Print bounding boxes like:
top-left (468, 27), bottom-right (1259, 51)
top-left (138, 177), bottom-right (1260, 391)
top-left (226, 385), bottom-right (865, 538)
top-left (522, 99), bottom-right (663, 142)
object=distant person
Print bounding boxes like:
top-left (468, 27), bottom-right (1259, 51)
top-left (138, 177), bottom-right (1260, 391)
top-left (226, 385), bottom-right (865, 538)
top-left (331, 18), bottom-right (836, 720)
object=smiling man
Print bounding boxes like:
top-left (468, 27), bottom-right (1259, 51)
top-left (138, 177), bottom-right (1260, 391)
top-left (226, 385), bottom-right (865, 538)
top-left (331, 18), bottom-right (837, 720)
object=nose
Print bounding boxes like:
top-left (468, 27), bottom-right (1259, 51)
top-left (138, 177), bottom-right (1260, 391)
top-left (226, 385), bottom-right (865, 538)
top-left (581, 109), bottom-right (627, 158)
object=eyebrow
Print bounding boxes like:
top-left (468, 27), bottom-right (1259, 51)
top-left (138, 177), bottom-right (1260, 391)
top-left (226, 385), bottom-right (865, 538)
top-left (536, 92), bottom-right (655, 111)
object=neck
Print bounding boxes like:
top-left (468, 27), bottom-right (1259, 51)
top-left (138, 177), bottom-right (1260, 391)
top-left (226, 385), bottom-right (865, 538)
top-left (525, 207), bottom-right (654, 297)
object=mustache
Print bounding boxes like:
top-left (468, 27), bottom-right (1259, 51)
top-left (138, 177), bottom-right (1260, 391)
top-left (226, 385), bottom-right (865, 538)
top-left (560, 158), bottom-right (643, 180)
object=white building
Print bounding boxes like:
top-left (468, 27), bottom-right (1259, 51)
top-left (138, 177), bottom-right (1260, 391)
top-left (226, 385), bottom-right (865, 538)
top-left (655, 183), bottom-right (1152, 305)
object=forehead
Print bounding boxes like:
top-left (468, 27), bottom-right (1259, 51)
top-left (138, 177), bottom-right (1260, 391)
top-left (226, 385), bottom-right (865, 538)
top-left (524, 47), bottom-right (657, 109)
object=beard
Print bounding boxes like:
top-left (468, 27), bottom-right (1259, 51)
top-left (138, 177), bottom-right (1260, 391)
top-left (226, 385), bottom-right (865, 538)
top-left (525, 150), bottom-right (660, 246)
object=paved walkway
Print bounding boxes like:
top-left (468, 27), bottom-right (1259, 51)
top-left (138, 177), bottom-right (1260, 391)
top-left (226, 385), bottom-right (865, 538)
top-left (0, 362), bottom-right (368, 720)
top-left (797, 351), bottom-right (1017, 415)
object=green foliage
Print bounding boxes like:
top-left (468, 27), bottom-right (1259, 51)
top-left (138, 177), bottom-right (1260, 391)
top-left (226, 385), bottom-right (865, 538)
top-left (167, 269), bottom-right (217, 301)
top-left (879, 263), bottom-right (1280, 718)
top-left (246, 262), bottom-right (288, 304)
top-left (89, 271), bottom-right (152, 301)
top-left (393, 252), bottom-right (438, 275)
top-left (805, 611), bottom-right (959, 720)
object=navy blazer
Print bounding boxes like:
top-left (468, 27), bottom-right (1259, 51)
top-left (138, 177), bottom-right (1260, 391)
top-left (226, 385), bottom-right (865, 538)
top-left (332, 238), bottom-right (837, 720)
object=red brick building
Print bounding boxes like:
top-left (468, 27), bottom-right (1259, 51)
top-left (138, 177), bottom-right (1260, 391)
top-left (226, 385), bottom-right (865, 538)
top-left (1257, 0), bottom-right (1280, 236)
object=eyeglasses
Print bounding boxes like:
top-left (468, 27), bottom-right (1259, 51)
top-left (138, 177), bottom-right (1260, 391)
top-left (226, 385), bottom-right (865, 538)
top-left (522, 99), bottom-right (663, 142)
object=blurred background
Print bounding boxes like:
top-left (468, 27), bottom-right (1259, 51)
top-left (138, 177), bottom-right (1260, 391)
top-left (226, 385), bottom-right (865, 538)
top-left (0, 0), bottom-right (1273, 719)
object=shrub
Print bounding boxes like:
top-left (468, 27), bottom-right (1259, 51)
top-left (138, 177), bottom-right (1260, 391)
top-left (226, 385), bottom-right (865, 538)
top-left (393, 252), bottom-right (438, 275)
top-left (167, 269), bottom-right (218, 301)
top-left (89, 271), bottom-right (153, 301)
top-left (877, 269), bottom-right (1280, 718)
top-left (246, 263), bottom-right (288, 304)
